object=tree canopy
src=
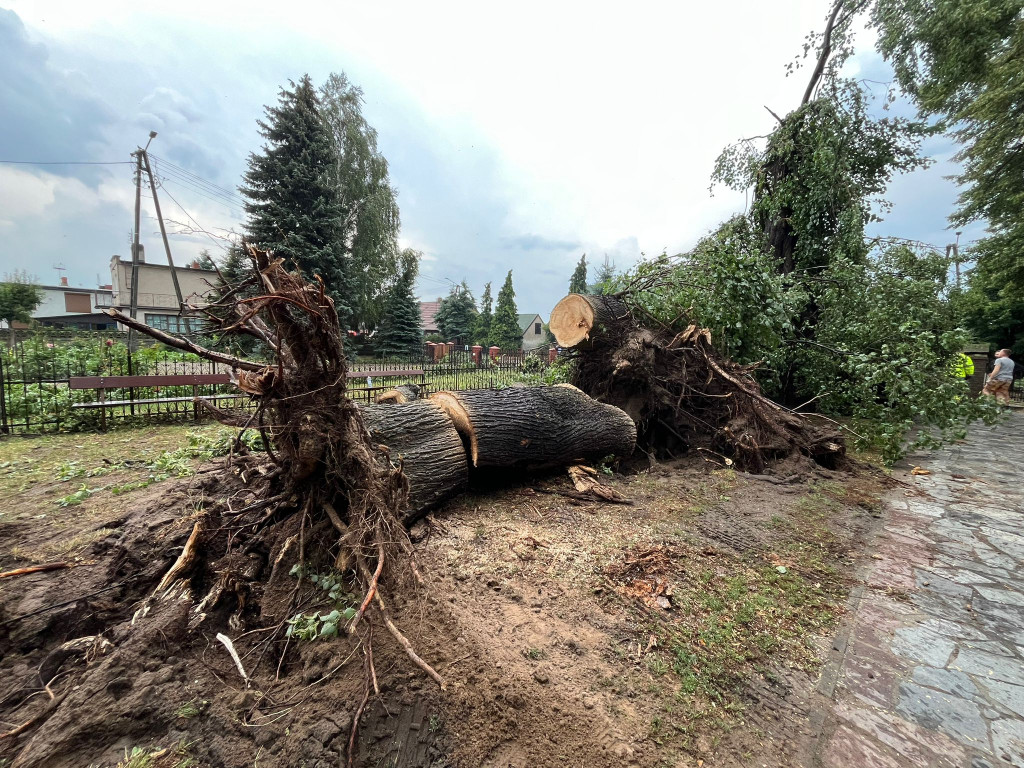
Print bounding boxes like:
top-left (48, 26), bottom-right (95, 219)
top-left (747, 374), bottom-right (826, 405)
top-left (870, 1), bottom-right (1024, 351)
top-left (240, 75), bottom-right (352, 328)
top-left (374, 249), bottom-right (424, 358)
top-left (490, 271), bottom-right (521, 349)
top-left (319, 72), bottom-right (402, 331)
top-left (434, 281), bottom-right (477, 344)
top-left (569, 255), bottom-right (588, 294)
top-left (0, 271), bottom-right (43, 346)
top-left (474, 281), bottom-right (493, 346)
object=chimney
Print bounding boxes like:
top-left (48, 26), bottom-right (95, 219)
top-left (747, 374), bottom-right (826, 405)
top-left (192, 260), bottom-right (201, 269)
top-left (60, 276), bottom-right (68, 287)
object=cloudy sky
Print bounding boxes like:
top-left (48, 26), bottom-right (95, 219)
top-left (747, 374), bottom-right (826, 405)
top-left (0, 1), bottom-right (984, 317)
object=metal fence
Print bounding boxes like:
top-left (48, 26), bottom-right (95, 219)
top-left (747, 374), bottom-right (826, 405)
top-left (0, 334), bottom-right (565, 434)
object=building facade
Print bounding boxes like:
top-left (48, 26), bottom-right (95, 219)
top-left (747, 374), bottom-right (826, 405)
top-left (109, 250), bottom-right (218, 332)
top-left (517, 313), bottom-right (546, 351)
top-left (3, 278), bottom-right (115, 330)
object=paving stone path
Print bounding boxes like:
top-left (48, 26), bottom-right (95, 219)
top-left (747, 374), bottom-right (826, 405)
top-left (815, 414), bottom-right (1024, 767)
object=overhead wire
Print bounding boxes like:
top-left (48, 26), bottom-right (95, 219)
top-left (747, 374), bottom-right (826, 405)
top-left (150, 154), bottom-right (246, 205)
top-left (158, 184), bottom-right (234, 253)
top-left (0, 159), bottom-right (133, 165)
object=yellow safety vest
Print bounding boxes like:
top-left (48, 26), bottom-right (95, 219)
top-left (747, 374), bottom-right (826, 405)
top-left (952, 353), bottom-right (975, 378)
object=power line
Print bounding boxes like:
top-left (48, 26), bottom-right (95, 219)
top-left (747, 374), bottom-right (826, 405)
top-left (0, 159), bottom-right (133, 165)
top-left (156, 172), bottom-right (246, 214)
top-left (158, 184), bottom-right (234, 253)
top-left (150, 154), bottom-right (246, 204)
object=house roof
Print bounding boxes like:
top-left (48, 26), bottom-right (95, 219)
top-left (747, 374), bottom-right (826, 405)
top-left (517, 313), bottom-right (543, 332)
top-left (419, 300), bottom-right (441, 331)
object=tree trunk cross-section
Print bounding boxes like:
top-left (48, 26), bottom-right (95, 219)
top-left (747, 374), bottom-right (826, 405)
top-left (358, 401), bottom-right (468, 524)
top-left (430, 385), bottom-right (636, 468)
top-left (549, 294), bottom-right (631, 348)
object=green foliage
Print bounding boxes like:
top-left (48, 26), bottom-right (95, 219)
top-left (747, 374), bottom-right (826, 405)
top-left (474, 281), bottom-right (493, 346)
top-left (0, 271), bottom-right (43, 345)
top-left (319, 72), bottom-right (402, 331)
top-left (806, 245), bottom-right (999, 462)
top-left (240, 75), bottom-right (353, 329)
top-left (625, 217), bottom-right (792, 365)
top-left (285, 567), bottom-right (356, 641)
top-left (569, 254), bottom-right (588, 294)
top-left (589, 255), bottom-right (617, 295)
top-left (490, 271), bottom-right (521, 349)
top-left (871, 1), bottom-right (1024, 352)
top-left (374, 249), bottom-right (424, 357)
top-left (434, 281), bottom-right (477, 344)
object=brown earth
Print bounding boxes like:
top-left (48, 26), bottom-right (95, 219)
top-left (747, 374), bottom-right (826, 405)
top-left (0, 427), bottom-right (887, 768)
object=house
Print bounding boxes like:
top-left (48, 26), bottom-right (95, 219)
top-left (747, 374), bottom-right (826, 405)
top-left (518, 313), bottom-right (546, 351)
top-left (108, 249), bottom-right (218, 332)
top-left (2, 277), bottom-right (115, 331)
top-left (419, 299), bottom-right (441, 335)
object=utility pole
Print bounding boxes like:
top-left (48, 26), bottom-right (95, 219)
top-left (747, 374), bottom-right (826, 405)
top-left (946, 230), bottom-right (963, 290)
top-left (139, 138), bottom-right (190, 334)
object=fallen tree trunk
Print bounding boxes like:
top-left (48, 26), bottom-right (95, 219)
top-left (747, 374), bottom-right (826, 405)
top-left (431, 385), bottom-right (636, 468)
top-left (375, 384), bottom-right (421, 404)
top-left (548, 294), bottom-right (630, 347)
top-left (549, 294), bottom-right (845, 471)
top-left (358, 401), bottom-right (468, 523)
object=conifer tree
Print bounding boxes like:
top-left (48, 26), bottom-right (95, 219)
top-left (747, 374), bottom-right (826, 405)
top-left (474, 281), bottom-right (492, 346)
top-left (374, 249), bottom-right (423, 358)
top-left (569, 254), bottom-right (588, 294)
top-left (240, 75), bottom-right (352, 329)
top-left (434, 281), bottom-right (477, 344)
top-left (589, 255), bottom-right (617, 295)
top-left (490, 270), bottom-right (521, 350)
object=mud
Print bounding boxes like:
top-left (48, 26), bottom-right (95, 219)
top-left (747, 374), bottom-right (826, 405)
top-left (0, 449), bottom-right (884, 768)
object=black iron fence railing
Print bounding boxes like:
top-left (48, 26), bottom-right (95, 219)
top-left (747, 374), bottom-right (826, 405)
top-left (0, 333), bottom-right (568, 434)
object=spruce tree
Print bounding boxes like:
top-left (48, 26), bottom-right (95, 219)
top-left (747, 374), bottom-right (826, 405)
top-left (589, 255), bottom-right (617, 295)
top-left (569, 254), bottom-right (588, 294)
top-left (374, 249), bottom-right (423, 358)
top-left (240, 75), bottom-right (353, 329)
top-left (434, 281), bottom-right (477, 344)
top-left (490, 270), bottom-right (521, 350)
top-left (474, 281), bottom-right (492, 345)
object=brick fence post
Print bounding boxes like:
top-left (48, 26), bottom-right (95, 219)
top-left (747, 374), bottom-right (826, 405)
top-left (548, 346), bottom-right (558, 363)
top-left (488, 346), bottom-right (500, 361)
top-left (472, 345), bottom-right (482, 365)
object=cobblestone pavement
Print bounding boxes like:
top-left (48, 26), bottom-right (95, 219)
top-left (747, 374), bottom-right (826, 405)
top-left (814, 414), bottom-right (1024, 767)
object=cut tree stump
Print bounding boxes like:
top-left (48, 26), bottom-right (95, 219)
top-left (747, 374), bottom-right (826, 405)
top-left (430, 385), bottom-right (636, 468)
top-left (549, 294), bottom-right (630, 347)
top-left (359, 401), bottom-right (468, 523)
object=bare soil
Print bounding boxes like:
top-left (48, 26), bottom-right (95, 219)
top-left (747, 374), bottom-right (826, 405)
top-left (0, 427), bottom-right (886, 768)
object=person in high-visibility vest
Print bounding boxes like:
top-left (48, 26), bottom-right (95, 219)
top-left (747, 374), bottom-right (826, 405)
top-left (952, 353), bottom-right (975, 379)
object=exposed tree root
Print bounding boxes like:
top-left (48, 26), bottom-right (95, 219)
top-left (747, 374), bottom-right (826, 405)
top-left (102, 247), bottom-right (443, 764)
top-left (551, 293), bottom-right (845, 471)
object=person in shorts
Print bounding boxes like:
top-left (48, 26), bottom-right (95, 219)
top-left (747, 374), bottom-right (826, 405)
top-left (982, 349), bottom-right (1015, 404)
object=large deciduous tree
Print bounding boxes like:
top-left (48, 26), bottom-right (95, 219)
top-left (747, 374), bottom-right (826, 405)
top-left (374, 249), bottom-right (424, 358)
top-left (0, 271), bottom-right (43, 347)
top-left (870, 0), bottom-right (1024, 353)
top-left (319, 72), bottom-right (402, 332)
top-left (240, 75), bottom-right (353, 329)
top-left (434, 281), bottom-right (477, 344)
top-left (490, 271), bottom-right (522, 350)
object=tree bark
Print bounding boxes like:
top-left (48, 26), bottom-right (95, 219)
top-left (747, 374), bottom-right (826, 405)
top-left (358, 401), bottom-right (468, 523)
top-left (430, 385), bottom-right (636, 468)
top-left (549, 294), bottom-right (631, 348)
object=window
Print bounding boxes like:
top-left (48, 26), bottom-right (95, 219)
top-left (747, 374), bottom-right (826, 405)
top-left (145, 313), bottom-right (195, 333)
top-left (64, 292), bottom-right (92, 313)
top-left (534, 322), bottom-right (541, 334)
